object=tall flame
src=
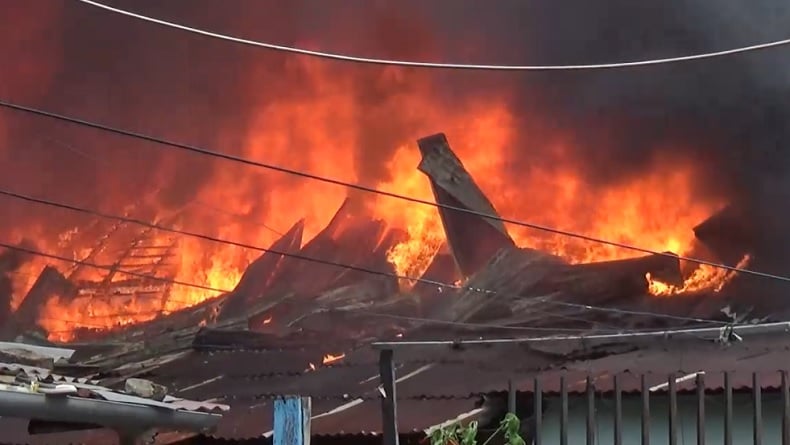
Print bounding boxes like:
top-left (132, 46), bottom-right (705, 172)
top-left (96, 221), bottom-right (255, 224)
top-left (5, 58), bottom-right (737, 341)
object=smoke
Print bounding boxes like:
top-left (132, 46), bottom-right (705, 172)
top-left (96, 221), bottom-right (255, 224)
top-left (488, 0), bottom-right (790, 200)
top-left (1, 0), bottom-right (789, 265)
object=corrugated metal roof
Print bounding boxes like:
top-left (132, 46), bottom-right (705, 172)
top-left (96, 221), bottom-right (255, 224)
top-left (506, 332), bottom-right (790, 394)
top-left (14, 318), bottom-right (790, 443)
top-left (0, 362), bottom-right (97, 385)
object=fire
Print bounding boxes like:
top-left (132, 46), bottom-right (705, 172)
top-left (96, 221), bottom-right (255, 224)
top-left (647, 255), bottom-right (752, 296)
top-left (322, 353), bottom-right (346, 365)
top-left (4, 53), bottom-right (741, 341)
top-left (377, 106), bottom-right (514, 280)
top-left (377, 133), bottom-right (732, 294)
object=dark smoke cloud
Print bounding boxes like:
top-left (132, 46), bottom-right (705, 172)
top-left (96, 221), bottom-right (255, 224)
top-left (450, 0), bottom-right (790, 201)
top-left (1, 0), bottom-right (789, 267)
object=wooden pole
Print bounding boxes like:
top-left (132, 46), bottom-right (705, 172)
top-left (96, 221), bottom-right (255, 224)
top-left (379, 349), bottom-right (399, 445)
top-left (274, 396), bottom-right (311, 445)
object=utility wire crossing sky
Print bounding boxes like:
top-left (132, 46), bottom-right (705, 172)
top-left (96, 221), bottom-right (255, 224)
top-left (0, 98), bottom-right (786, 284)
top-left (79, 0), bottom-right (790, 71)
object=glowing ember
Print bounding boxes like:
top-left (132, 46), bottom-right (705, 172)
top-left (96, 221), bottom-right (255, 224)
top-left (322, 353), bottom-right (346, 365)
top-left (647, 255), bottom-right (752, 296)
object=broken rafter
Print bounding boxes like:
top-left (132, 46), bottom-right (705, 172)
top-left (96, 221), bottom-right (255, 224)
top-left (14, 266), bottom-right (76, 331)
top-left (417, 133), bottom-right (515, 278)
top-left (217, 219), bottom-right (305, 321)
top-left (67, 219), bottom-right (129, 280)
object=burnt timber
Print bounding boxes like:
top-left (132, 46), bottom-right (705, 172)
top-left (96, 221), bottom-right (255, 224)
top-left (3, 130), bottom-right (765, 350)
top-left (417, 133), bottom-right (515, 277)
top-left (0, 131), bottom-right (782, 445)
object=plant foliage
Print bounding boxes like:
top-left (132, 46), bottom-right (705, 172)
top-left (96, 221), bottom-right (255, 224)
top-left (430, 413), bottom-right (525, 445)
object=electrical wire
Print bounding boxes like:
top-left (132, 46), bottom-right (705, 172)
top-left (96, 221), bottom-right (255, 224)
top-left (0, 240), bottom-right (228, 294)
top-left (0, 189), bottom-right (453, 288)
top-left (44, 135), bottom-right (286, 237)
top-left (0, 187), bottom-right (726, 327)
top-left (0, 99), bottom-right (786, 284)
top-left (77, 0), bottom-right (790, 71)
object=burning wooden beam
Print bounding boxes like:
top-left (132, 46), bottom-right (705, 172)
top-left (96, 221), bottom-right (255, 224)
top-left (217, 219), bottom-right (305, 321)
top-left (693, 204), bottom-right (753, 266)
top-left (417, 133), bottom-right (515, 277)
top-left (14, 266), bottom-right (75, 332)
top-left (441, 246), bottom-right (682, 326)
top-left (266, 199), bottom-right (399, 299)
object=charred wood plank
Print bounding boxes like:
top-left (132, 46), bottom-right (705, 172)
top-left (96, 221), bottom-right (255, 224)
top-left (412, 245), bottom-right (460, 302)
top-left (442, 247), bottom-right (562, 323)
top-left (265, 199), bottom-right (354, 295)
top-left (535, 253), bottom-right (683, 301)
top-left (417, 133), bottom-right (515, 277)
top-left (217, 219), bottom-right (305, 321)
top-left (693, 204), bottom-right (753, 265)
top-left (444, 248), bottom-right (682, 327)
top-left (267, 204), bottom-right (395, 299)
top-left (0, 239), bottom-right (38, 329)
top-left (14, 266), bottom-right (76, 331)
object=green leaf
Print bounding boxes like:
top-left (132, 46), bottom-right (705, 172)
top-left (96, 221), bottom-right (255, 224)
top-left (460, 421), bottom-right (478, 445)
top-left (500, 413), bottom-right (526, 445)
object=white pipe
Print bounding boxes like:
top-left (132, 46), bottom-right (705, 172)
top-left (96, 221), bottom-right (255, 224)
top-left (371, 322), bottom-right (790, 349)
top-left (0, 389), bottom-right (220, 432)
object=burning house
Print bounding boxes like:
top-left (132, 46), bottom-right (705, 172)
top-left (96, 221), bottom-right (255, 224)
top-left (2, 1), bottom-right (790, 443)
top-left (0, 130), bottom-right (782, 444)
top-left (0, 130), bottom-right (762, 344)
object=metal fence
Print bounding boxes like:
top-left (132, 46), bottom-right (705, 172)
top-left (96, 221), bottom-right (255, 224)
top-left (375, 345), bottom-right (790, 445)
top-left (524, 371), bottom-right (790, 445)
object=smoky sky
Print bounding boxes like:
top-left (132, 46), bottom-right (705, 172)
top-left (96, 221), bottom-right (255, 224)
top-left (1, 0), bottom-right (789, 239)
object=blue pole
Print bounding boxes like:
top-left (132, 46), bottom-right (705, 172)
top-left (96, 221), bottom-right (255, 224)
top-left (274, 396), bottom-right (311, 445)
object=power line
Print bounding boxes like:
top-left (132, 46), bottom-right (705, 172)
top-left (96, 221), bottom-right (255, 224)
top-left (0, 240), bottom-right (229, 294)
top-left (0, 187), bottom-right (725, 327)
top-left (351, 311), bottom-right (718, 333)
top-left (0, 99), bottom-right (786, 284)
top-left (77, 0), bottom-right (790, 71)
top-left (371, 322), bottom-right (790, 349)
top-left (45, 135), bottom-right (285, 237)
top-left (7, 234), bottom-right (707, 332)
top-left (0, 189), bottom-right (453, 288)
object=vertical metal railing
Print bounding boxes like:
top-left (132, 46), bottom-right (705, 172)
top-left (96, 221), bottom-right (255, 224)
top-left (534, 377), bottom-right (543, 445)
top-left (586, 376), bottom-right (596, 445)
top-left (724, 371), bottom-right (733, 445)
top-left (783, 371), bottom-right (790, 445)
top-left (753, 372), bottom-right (763, 445)
top-left (613, 374), bottom-right (622, 445)
top-left (668, 373), bottom-right (678, 445)
top-left (696, 373), bottom-right (705, 445)
top-left (559, 374), bottom-right (568, 445)
top-left (375, 348), bottom-right (790, 445)
top-left (641, 374), bottom-right (650, 445)
top-left (519, 371), bottom-right (788, 444)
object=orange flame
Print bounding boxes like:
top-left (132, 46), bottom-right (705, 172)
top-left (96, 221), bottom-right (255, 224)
top-left (322, 353), bottom-right (346, 365)
top-left (647, 255), bottom-right (752, 296)
top-left (6, 57), bottom-right (739, 341)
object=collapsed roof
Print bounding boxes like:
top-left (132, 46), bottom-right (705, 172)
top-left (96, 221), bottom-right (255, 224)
top-left (0, 132), bottom-right (783, 444)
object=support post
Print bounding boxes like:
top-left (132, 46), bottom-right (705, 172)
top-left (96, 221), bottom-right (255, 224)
top-left (274, 396), bottom-right (311, 445)
top-left (379, 349), bottom-right (399, 445)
